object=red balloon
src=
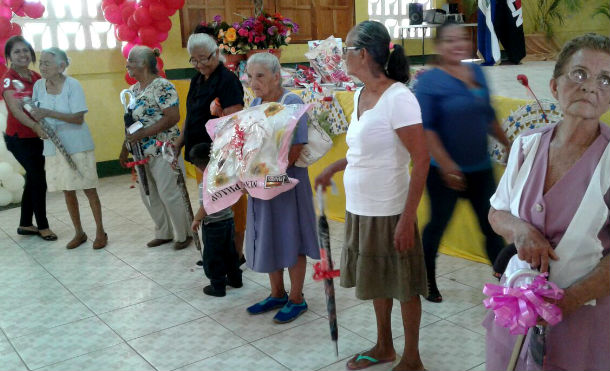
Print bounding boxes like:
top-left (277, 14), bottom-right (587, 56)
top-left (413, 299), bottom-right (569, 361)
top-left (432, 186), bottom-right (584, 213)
top-left (23, 2), bottom-right (45, 18)
top-left (116, 24), bottom-right (137, 42)
top-left (122, 42), bottom-right (136, 59)
top-left (0, 17), bottom-right (9, 38)
top-left (8, 22), bottom-right (21, 37)
top-left (164, 0), bottom-right (184, 11)
top-left (154, 17), bottom-right (172, 33)
top-left (149, 3), bottom-right (168, 20)
top-left (127, 15), bottom-right (139, 31)
top-left (133, 6), bottom-right (152, 27)
top-left (156, 57), bottom-right (164, 70)
top-left (138, 26), bottom-right (158, 45)
top-left (4, 0), bottom-right (23, 8)
top-left (101, 0), bottom-right (114, 12)
top-left (120, 2), bottom-right (135, 23)
top-left (158, 69), bottom-right (166, 78)
top-left (157, 31), bottom-right (168, 42)
top-left (113, 0), bottom-right (125, 5)
top-left (125, 71), bottom-right (137, 85)
top-left (104, 4), bottom-right (123, 24)
top-left (0, 5), bottom-right (11, 19)
top-left (12, 7), bottom-right (25, 17)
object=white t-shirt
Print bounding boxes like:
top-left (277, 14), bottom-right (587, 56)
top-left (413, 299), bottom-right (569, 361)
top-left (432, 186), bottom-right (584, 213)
top-left (344, 82), bottom-right (422, 216)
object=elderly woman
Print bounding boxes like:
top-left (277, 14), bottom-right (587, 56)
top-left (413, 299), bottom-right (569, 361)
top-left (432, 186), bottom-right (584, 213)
top-left (315, 21), bottom-right (429, 371)
top-left (415, 21), bottom-right (510, 302)
top-left (119, 46), bottom-right (191, 250)
top-left (176, 32), bottom-right (247, 262)
top-left (244, 52), bottom-right (319, 323)
top-left (485, 33), bottom-right (610, 371)
top-left (1, 36), bottom-right (56, 241)
top-left (29, 47), bottom-right (107, 249)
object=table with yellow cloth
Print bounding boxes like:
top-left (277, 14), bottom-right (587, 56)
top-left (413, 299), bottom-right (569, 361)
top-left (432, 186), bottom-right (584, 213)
top-left (172, 80), bottom-right (610, 264)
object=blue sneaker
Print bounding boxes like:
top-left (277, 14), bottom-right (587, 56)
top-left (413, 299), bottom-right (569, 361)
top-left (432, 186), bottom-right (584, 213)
top-left (246, 294), bottom-right (288, 315)
top-left (273, 299), bottom-right (308, 323)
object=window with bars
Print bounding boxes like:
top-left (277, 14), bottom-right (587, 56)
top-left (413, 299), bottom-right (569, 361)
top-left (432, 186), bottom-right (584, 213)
top-left (13, 0), bottom-right (116, 51)
top-left (368, 0), bottom-right (433, 39)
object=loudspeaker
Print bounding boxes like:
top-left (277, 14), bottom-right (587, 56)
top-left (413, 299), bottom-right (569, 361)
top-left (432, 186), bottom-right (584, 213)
top-left (424, 9), bottom-right (447, 24)
top-left (448, 3), bottom-right (459, 14)
top-left (409, 3), bottom-right (423, 25)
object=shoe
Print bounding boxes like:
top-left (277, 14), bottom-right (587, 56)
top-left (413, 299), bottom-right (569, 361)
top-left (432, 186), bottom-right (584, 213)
top-left (147, 238), bottom-right (172, 247)
top-left (93, 233), bottom-right (108, 249)
top-left (246, 294), bottom-right (288, 315)
top-left (196, 260), bottom-right (203, 266)
top-left (203, 284), bottom-right (226, 297)
top-left (174, 236), bottom-right (192, 250)
top-left (273, 299), bottom-right (308, 324)
top-left (425, 281), bottom-right (443, 303)
top-left (66, 233), bottom-right (87, 249)
top-left (38, 229), bottom-right (58, 241)
top-left (227, 277), bottom-right (243, 288)
top-left (239, 255), bottom-right (246, 266)
top-left (17, 226), bottom-right (38, 235)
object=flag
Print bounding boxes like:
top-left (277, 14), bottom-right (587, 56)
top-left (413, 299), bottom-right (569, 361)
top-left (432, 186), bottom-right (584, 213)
top-left (494, 0), bottom-right (526, 64)
top-left (477, 0), bottom-right (501, 65)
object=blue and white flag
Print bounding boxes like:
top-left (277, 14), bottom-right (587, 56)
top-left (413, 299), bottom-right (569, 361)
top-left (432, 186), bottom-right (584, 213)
top-left (477, 0), bottom-right (501, 65)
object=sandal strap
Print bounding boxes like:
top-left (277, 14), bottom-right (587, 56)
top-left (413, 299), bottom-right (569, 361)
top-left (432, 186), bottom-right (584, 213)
top-left (355, 355), bottom-right (379, 363)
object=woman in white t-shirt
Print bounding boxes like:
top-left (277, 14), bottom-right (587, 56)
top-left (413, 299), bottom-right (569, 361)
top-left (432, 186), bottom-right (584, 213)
top-left (315, 21), bottom-right (430, 371)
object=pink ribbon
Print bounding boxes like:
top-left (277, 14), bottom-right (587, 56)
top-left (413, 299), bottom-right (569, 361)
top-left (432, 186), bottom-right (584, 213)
top-left (483, 273), bottom-right (564, 335)
top-left (126, 158), bottom-right (149, 167)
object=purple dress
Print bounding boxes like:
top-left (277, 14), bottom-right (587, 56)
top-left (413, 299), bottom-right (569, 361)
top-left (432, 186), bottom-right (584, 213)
top-left (245, 92), bottom-right (320, 273)
top-left (485, 123), bottom-right (610, 371)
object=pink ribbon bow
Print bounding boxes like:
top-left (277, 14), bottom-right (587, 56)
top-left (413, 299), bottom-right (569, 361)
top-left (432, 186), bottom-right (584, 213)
top-left (313, 249), bottom-right (340, 281)
top-left (483, 273), bottom-right (564, 335)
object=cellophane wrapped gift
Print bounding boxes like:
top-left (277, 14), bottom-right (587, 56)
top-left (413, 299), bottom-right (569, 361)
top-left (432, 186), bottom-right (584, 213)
top-left (305, 36), bottom-right (352, 85)
top-left (202, 102), bottom-right (311, 213)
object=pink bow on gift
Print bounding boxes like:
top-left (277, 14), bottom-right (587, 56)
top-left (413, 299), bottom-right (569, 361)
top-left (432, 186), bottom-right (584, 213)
top-left (483, 273), bottom-right (564, 335)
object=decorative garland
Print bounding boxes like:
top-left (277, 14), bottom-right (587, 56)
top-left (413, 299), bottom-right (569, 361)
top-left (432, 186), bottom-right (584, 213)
top-left (0, 0), bottom-right (45, 65)
top-left (101, 0), bottom-right (185, 84)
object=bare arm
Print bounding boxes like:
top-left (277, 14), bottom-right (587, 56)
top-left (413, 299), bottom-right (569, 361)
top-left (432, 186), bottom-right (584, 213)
top-left (488, 207), bottom-right (558, 272)
top-left (288, 144), bottom-right (304, 166)
top-left (127, 105), bottom-right (180, 142)
top-left (3, 90), bottom-right (39, 130)
top-left (221, 104), bottom-right (243, 116)
top-left (314, 158), bottom-right (348, 191)
top-left (558, 255), bottom-right (610, 317)
top-left (394, 124), bottom-right (430, 251)
top-left (191, 205), bottom-right (208, 232)
top-left (30, 107), bottom-right (85, 125)
top-left (424, 129), bottom-right (466, 191)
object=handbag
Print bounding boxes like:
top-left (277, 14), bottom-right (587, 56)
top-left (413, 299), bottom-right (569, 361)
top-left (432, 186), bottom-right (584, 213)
top-left (280, 92), bottom-right (333, 167)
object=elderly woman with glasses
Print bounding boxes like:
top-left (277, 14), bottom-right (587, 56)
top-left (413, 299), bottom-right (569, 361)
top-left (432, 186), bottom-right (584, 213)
top-left (485, 33), bottom-right (610, 371)
top-left (118, 46), bottom-right (192, 250)
top-left (176, 32), bottom-right (247, 262)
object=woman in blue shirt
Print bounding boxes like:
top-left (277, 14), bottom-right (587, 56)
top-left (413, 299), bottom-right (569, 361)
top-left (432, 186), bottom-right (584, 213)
top-left (415, 22), bottom-right (510, 302)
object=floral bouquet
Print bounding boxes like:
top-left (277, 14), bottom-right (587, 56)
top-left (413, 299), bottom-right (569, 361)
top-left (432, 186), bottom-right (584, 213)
top-left (199, 15), bottom-right (248, 55)
top-left (236, 12), bottom-right (298, 50)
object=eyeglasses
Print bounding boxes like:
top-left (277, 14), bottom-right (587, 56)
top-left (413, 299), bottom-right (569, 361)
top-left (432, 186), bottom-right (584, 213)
top-left (565, 68), bottom-right (610, 91)
top-left (342, 46), bottom-right (359, 55)
top-left (189, 50), bottom-right (216, 66)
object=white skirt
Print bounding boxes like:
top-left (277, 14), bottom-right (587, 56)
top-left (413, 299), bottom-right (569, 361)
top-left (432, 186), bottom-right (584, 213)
top-left (45, 150), bottom-right (99, 192)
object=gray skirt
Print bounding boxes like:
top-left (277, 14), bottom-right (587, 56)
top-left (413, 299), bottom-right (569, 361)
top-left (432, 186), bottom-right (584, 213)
top-left (340, 212), bottom-right (428, 302)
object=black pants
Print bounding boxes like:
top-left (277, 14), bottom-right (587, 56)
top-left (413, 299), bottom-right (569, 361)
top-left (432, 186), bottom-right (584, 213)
top-left (422, 166), bottom-right (504, 283)
top-left (4, 134), bottom-right (49, 230)
top-left (202, 218), bottom-right (242, 288)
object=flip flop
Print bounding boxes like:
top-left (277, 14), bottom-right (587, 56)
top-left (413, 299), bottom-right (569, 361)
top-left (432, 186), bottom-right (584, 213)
top-left (346, 353), bottom-right (396, 370)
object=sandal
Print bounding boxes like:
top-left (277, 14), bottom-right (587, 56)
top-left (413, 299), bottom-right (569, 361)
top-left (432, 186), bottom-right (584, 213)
top-left (66, 233), bottom-right (87, 249)
top-left (38, 230), bottom-right (58, 241)
top-left (346, 353), bottom-right (396, 370)
top-left (93, 233), bottom-right (108, 249)
top-left (17, 226), bottom-right (39, 235)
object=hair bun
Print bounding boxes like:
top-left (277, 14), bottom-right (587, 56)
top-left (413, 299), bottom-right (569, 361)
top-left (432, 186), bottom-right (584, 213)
top-left (153, 48), bottom-right (161, 57)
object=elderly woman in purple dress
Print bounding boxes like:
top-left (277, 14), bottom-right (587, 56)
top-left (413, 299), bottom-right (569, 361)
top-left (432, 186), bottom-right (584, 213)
top-left (244, 52), bottom-right (319, 323)
top-left (486, 33), bottom-right (610, 371)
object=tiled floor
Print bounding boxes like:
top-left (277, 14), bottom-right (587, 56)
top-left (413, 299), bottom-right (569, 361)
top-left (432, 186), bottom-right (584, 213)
top-left (0, 174), bottom-right (493, 371)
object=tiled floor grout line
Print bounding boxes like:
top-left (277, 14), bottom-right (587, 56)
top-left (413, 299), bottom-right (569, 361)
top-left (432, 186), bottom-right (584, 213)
top-left (0, 326), bottom-right (31, 371)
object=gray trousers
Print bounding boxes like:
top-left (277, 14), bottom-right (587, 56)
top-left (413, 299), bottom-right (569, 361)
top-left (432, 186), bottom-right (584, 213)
top-left (138, 155), bottom-right (190, 242)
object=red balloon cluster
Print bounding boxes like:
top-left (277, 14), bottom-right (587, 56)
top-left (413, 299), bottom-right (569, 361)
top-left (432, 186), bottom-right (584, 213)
top-left (0, 0), bottom-right (46, 65)
top-left (102, 0), bottom-right (184, 84)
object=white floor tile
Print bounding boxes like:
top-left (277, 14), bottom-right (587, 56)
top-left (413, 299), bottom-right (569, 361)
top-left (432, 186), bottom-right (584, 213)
top-left (36, 343), bottom-right (155, 371)
top-left (175, 344), bottom-right (289, 371)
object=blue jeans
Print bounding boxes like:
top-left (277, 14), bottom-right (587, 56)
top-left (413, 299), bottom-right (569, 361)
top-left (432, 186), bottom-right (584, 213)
top-left (202, 218), bottom-right (241, 288)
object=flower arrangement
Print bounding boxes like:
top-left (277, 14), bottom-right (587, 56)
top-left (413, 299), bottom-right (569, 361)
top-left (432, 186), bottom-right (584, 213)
top-left (236, 12), bottom-right (298, 50)
top-left (198, 15), bottom-right (248, 55)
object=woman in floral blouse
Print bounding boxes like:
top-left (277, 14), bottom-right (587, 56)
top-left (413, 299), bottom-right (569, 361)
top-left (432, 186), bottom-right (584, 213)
top-left (119, 46), bottom-right (192, 250)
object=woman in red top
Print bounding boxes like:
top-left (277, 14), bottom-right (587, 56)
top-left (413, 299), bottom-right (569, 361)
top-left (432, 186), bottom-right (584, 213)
top-left (1, 36), bottom-right (56, 240)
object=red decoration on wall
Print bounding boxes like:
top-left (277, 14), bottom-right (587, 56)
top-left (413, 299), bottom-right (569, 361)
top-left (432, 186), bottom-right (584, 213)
top-left (0, 0), bottom-right (46, 65)
top-left (103, 0), bottom-right (183, 84)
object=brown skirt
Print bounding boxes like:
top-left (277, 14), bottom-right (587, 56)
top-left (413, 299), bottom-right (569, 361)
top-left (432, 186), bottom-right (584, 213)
top-left (340, 212), bottom-right (428, 302)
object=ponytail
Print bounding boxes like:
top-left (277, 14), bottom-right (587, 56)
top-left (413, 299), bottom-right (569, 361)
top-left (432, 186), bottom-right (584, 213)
top-left (385, 44), bottom-right (410, 83)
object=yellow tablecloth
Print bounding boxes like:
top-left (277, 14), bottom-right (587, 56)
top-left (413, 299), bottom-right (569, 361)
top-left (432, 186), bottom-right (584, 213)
top-left (172, 81), bottom-right (610, 264)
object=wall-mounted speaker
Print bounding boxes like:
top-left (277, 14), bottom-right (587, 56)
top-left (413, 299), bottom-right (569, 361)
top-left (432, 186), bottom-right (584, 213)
top-left (409, 3), bottom-right (424, 25)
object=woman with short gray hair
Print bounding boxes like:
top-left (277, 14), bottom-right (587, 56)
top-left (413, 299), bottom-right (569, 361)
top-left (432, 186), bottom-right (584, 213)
top-left (29, 47), bottom-right (107, 249)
